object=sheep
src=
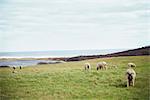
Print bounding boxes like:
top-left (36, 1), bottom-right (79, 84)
top-left (96, 61), bottom-right (107, 70)
top-left (84, 63), bottom-right (91, 70)
top-left (126, 67), bottom-right (136, 87)
top-left (12, 66), bottom-right (16, 73)
top-left (13, 66), bottom-right (16, 70)
top-left (128, 63), bottom-right (136, 68)
top-left (12, 66), bottom-right (20, 73)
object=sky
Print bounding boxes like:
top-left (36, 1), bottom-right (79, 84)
top-left (0, 0), bottom-right (149, 52)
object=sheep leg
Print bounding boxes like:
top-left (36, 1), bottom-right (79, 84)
top-left (133, 79), bottom-right (135, 86)
top-left (87, 66), bottom-right (89, 69)
top-left (105, 66), bottom-right (107, 70)
top-left (127, 80), bottom-right (129, 87)
top-left (97, 67), bottom-right (99, 70)
top-left (99, 66), bottom-right (101, 70)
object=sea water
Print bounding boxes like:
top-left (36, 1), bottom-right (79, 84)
top-left (0, 49), bottom-right (125, 58)
top-left (0, 49), bottom-right (126, 67)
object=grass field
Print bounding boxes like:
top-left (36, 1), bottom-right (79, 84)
top-left (0, 56), bottom-right (149, 100)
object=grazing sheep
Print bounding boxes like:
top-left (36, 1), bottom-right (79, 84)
top-left (126, 67), bottom-right (136, 87)
top-left (13, 66), bottom-right (16, 70)
top-left (20, 66), bottom-right (22, 69)
top-left (128, 63), bottom-right (136, 68)
top-left (12, 66), bottom-right (16, 73)
top-left (84, 63), bottom-right (91, 70)
top-left (12, 66), bottom-right (19, 73)
top-left (96, 61), bottom-right (107, 70)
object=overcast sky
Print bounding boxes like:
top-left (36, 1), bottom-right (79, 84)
top-left (0, 0), bottom-right (149, 52)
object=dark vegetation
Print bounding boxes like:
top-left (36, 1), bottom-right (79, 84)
top-left (50, 46), bottom-right (149, 61)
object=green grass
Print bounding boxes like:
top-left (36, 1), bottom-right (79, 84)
top-left (0, 56), bottom-right (149, 100)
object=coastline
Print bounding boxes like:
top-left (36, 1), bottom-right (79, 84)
top-left (0, 49), bottom-right (127, 59)
top-left (0, 46), bottom-right (149, 62)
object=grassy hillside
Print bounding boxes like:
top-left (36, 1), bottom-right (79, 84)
top-left (63, 46), bottom-right (150, 61)
top-left (0, 56), bottom-right (149, 100)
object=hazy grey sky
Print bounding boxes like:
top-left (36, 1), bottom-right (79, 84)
top-left (0, 0), bottom-right (149, 51)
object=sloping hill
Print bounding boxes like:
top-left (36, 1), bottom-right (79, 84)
top-left (64, 46), bottom-right (150, 61)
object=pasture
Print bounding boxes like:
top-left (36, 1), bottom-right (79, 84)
top-left (0, 56), bottom-right (149, 100)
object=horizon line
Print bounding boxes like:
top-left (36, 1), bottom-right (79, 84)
top-left (0, 46), bottom-right (149, 53)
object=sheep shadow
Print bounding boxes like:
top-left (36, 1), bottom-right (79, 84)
top-left (115, 83), bottom-right (127, 88)
top-left (109, 79), bottom-right (127, 88)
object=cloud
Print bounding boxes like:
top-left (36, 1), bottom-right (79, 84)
top-left (0, 0), bottom-right (149, 51)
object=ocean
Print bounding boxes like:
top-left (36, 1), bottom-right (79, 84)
top-left (0, 49), bottom-right (126, 58)
top-left (0, 60), bottom-right (63, 67)
top-left (0, 49), bottom-right (126, 67)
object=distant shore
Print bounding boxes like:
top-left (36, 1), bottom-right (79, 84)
top-left (0, 46), bottom-right (149, 62)
top-left (0, 49), bottom-right (127, 59)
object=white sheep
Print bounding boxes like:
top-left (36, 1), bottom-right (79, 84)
top-left (128, 63), bottom-right (136, 68)
top-left (12, 66), bottom-right (17, 73)
top-left (96, 61), bottom-right (107, 70)
top-left (13, 66), bottom-right (16, 70)
top-left (84, 63), bottom-right (91, 70)
top-left (126, 67), bottom-right (136, 87)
